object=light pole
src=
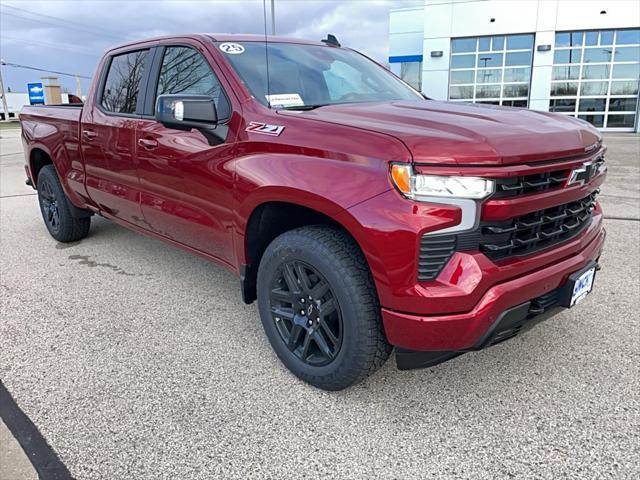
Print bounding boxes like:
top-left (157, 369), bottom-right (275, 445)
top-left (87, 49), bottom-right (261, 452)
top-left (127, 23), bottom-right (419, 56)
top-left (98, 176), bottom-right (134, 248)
top-left (271, 0), bottom-right (276, 35)
top-left (0, 59), bottom-right (11, 122)
top-left (75, 75), bottom-right (82, 98)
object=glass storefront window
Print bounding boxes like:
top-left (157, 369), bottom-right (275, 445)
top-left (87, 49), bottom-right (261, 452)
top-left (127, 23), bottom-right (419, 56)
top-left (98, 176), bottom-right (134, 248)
top-left (476, 85), bottom-right (501, 98)
top-left (551, 82), bottom-right (578, 96)
top-left (449, 33), bottom-right (534, 106)
top-left (476, 69), bottom-right (502, 83)
top-left (578, 98), bottom-right (606, 111)
top-left (503, 84), bottom-right (528, 98)
top-left (581, 82), bottom-right (609, 96)
top-left (554, 49), bottom-right (582, 64)
top-left (616, 29), bottom-right (640, 45)
top-left (449, 85), bottom-right (474, 99)
top-left (550, 99), bottom-right (577, 112)
top-left (452, 38), bottom-right (476, 53)
top-left (552, 66), bottom-right (580, 80)
top-left (614, 46), bottom-right (640, 62)
top-left (476, 53), bottom-right (502, 68)
top-left (578, 114), bottom-right (604, 127)
top-left (504, 67), bottom-right (531, 83)
top-left (585, 31), bottom-right (599, 46)
top-left (582, 65), bottom-right (610, 80)
top-left (451, 55), bottom-right (475, 69)
top-left (507, 34), bottom-right (534, 50)
top-left (583, 48), bottom-right (613, 63)
top-left (451, 70), bottom-right (475, 84)
top-left (609, 98), bottom-right (638, 111)
top-left (607, 114), bottom-right (636, 127)
top-left (505, 51), bottom-right (532, 66)
top-left (492, 36), bottom-right (505, 51)
top-left (600, 31), bottom-right (614, 45)
top-left (551, 28), bottom-right (639, 130)
top-left (610, 81), bottom-right (639, 95)
top-left (612, 63), bottom-right (640, 79)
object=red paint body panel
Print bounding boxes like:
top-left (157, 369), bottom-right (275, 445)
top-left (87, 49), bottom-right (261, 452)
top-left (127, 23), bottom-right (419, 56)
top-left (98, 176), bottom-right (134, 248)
top-left (382, 227), bottom-right (605, 351)
top-left (19, 34), bottom-right (607, 354)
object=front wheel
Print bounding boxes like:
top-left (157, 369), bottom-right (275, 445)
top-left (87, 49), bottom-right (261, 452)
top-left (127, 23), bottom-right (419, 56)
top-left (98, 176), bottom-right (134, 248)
top-left (257, 226), bottom-right (391, 390)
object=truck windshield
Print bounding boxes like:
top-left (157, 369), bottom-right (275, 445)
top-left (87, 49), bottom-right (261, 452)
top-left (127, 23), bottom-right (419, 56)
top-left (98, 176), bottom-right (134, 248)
top-left (217, 41), bottom-right (423, 109)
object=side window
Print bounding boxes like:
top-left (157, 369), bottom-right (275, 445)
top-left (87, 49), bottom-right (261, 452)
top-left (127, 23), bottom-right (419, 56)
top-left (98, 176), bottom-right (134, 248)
top-left (101, 50), bottom-right (149, 114)
top-left (157, 46), bottom-right (230, 120)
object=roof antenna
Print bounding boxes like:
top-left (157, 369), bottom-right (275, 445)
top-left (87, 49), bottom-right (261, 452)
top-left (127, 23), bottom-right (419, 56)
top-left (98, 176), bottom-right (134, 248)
top-left (321, 34), bottom-right (341, 47)
top-left (263, 0), bottom-right (272, 108)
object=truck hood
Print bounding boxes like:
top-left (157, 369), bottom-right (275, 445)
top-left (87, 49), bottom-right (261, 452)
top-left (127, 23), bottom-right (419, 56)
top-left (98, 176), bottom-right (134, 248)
top-left (284, 100), bottom-right (602, 165)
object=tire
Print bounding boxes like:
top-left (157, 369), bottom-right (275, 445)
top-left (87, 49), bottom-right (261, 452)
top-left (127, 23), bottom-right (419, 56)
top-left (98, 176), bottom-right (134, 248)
top-left (36, 165), bottom-right (91, 242)
top-left (257, 225), bottom-right (391, 390)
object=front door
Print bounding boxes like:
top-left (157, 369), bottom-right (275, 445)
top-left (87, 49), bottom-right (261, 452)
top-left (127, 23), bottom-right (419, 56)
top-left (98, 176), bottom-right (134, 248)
top-left (81, 49), bottom-right (151, 227)
top-left (135, 45), bottom-right (237, 265)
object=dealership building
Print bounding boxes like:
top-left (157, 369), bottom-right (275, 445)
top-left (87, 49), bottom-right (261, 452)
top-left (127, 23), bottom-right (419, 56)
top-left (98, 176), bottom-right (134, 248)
top-left (389, 0), bottom-right (640, 132)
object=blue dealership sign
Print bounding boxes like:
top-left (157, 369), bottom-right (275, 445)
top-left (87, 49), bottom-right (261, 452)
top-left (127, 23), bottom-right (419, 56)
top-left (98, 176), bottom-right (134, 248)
top-left (28, 83), bottom-right (45, 105)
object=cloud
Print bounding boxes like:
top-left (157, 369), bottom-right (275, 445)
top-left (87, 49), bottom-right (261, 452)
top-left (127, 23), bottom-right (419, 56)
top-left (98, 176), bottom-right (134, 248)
top-left (0, 0), bottom-right (422, 93)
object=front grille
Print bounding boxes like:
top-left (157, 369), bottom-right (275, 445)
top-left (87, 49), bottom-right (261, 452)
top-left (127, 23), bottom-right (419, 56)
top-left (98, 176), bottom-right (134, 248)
top-left (476, 191), bottom-right (597, 261)
top-left (417, 192), bottom-right (597, 281)
top-left (418, 235), bottom-right (457, 281)
top-left (416, 154), bottom-right (604, 281)
top-left (493, 169), bottom-right (569, 198)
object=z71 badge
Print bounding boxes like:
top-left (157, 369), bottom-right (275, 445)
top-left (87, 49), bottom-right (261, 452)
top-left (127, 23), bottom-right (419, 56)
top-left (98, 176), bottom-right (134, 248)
top-left (245, 122), bottom-right (285, 136)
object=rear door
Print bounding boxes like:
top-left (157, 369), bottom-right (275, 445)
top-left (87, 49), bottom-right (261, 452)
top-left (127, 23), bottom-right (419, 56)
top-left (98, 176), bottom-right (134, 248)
top-left (81, 49), bottom-right (151, 226)
top-left (135, 43), bottom-right (237, 264)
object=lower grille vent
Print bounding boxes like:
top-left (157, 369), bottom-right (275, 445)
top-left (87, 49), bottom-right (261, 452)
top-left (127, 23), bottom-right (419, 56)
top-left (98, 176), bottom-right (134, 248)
top-left (418, 235), bottom-right (457, 281)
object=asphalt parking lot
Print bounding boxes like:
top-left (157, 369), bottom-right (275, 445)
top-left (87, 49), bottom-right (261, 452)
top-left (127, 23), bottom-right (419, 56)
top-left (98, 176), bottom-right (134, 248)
top-left (1, 125), bottom-right (639, 479)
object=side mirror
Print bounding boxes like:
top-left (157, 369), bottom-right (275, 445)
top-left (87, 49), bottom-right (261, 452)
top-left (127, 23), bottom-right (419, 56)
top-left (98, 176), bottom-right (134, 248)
top-left (155, 94), bottom-right (217, 131)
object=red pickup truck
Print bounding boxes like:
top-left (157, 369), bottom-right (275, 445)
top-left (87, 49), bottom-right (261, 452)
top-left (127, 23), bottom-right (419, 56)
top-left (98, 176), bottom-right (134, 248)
top-left (20, 34), bottom-right (606, 390)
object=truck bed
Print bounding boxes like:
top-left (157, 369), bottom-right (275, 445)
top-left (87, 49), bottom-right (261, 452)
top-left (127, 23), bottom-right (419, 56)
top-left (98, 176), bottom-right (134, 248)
top-left (20, 104), bottom-right (83, 138)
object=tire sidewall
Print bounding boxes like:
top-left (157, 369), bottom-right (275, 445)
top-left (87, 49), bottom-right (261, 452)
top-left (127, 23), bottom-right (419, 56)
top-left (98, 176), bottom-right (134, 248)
top-left (257, 231), bottom-right (372, 381)
top-left (36, 166), bottom-right (74, 240)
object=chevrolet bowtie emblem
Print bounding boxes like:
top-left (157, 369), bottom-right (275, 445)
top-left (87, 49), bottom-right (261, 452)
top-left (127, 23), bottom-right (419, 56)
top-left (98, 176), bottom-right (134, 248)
top-left (568, 161), bottom-right (596, 186)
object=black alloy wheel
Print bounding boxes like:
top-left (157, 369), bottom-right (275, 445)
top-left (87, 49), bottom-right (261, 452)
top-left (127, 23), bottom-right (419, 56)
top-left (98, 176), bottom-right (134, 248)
top-left (257, 226), bottom-right (392, 391)
top-left (269, 260), bottom-right (343, 366)
top-left (36, 165), bottom-right (91, 242)
top-left (38, 177), bottom-right (61, 234)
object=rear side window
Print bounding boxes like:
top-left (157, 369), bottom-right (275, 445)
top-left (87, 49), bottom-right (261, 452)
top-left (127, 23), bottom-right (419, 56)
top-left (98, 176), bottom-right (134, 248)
top-left (156, 46), bottom-right (230, 120)
top-left (101, 50), bottom-right (149, 114)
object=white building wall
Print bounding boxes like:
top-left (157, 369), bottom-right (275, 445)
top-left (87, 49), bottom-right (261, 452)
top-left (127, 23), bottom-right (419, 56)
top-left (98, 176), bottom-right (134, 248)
top-left (388, 6), bottom-right (424, 77)
top-left (389, 0), bottom-right (640, 131)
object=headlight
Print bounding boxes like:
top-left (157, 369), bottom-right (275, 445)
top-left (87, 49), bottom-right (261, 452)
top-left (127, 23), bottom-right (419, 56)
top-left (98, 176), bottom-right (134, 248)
top-left (391, 164), bottom-right (495, 200)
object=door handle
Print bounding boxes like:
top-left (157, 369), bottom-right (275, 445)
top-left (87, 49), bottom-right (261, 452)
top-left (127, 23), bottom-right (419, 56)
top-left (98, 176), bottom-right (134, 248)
top-left (138, 138), bottom-right (159, 150)
top-left (82, 129), bottom-right (97, 140)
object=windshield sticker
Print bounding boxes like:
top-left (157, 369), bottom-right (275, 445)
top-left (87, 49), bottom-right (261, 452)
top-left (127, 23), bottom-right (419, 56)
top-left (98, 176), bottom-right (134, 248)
top-left (246, 122), bottom-right (285, 136)
top-left (219, 43), bottom-right (245, 54)
top-left (265, 93), bottom-right (304, 108)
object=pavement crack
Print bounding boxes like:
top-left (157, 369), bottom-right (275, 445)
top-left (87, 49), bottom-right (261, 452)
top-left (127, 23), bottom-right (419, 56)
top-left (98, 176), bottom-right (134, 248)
top-left (604, 216), bottom-right (640, 222)
top-left (0, 193), bottom-right (38, 199)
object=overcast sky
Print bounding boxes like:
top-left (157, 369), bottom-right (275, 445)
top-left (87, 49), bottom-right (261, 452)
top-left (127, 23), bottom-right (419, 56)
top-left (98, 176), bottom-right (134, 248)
top-left (0, 0), bottom-right (422, 95)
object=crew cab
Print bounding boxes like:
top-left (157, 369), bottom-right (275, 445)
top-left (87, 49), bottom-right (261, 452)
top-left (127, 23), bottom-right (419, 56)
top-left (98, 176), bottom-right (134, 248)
top-left (20, 34), bottom-right (606, 390)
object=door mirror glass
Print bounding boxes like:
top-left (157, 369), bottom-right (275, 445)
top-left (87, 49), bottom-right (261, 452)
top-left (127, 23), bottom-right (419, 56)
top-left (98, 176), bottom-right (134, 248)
top-left (155, 94), bottom-right (218, 131)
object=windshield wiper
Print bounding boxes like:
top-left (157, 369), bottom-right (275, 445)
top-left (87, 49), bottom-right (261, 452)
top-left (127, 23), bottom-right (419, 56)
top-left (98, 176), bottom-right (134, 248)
top-left (280, 104), bottom-right (327, 111)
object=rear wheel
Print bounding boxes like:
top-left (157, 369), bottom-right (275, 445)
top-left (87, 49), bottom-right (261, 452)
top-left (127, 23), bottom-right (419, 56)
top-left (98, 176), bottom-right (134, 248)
top-left (37, 165), bottom-right (91, 242)
top-left (257, 225), bottom-right (391, 390)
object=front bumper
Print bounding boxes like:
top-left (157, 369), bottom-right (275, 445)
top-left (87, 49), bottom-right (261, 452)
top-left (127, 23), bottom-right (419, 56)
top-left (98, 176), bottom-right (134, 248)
top-left (382, 226), bottom-right (605, 354)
